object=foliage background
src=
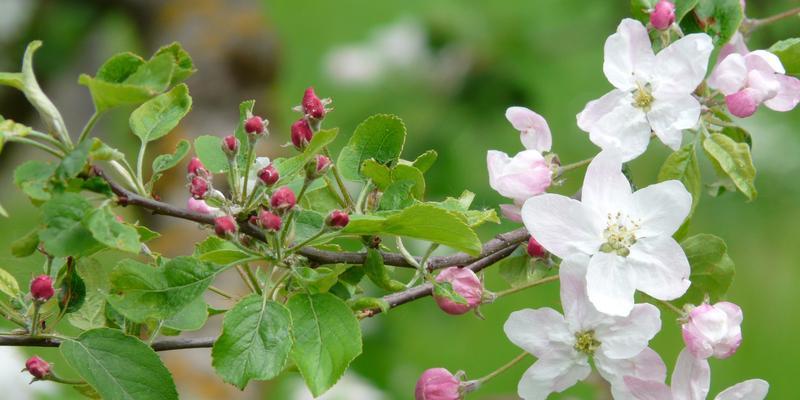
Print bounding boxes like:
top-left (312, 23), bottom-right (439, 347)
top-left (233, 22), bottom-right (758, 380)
top-left (0, 0), bottom-right (797, 398)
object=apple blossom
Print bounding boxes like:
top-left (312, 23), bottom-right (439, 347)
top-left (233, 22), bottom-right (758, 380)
top-left (521, 150), bottom-right (691, 316)
top-left (625, 348), bottom-right (769, 400)
top-left (415, 368), bottom-right (462, 400)
top-left (577, 19), bottom-right (713, 161)
top-left (434, 267), bottom-right (483, 315)
top-left (708, 49), bottom-right (800, 118)
top-left (504, 256), bottom-right (665, 399)
top-left (681, 302), bottom-right (743, 360)
top-left (505, 106), bottom-right (552, 152)
top-left (487, 149), bottom-right (552, 221)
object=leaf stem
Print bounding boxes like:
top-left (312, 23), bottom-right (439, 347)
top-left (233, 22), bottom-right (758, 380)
top-left (492, 275), bottom-right (560, 298)
top-left (244, 264), bottom-right (263, 295)
top-left (208, 285), bottom-right (237, 300)
top-left (323, 147), bottom-right (354, 209)
top-left (77, 110), bottom-right (101, 144)
top-left (135, 140), bottom-right (148, 194)
top-left (235, 265), bottom-right (257, 293)
top-left (28, 130), bottom-right (69, 152)
top-left (8, 137), bottom-right (63, 158)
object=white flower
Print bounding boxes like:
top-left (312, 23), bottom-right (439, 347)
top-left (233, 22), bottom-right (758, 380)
top-left (487, 149), bottom-right (552, 221)
top-left (521, 150), bottom-right (691, 316)
top-left (577, 19), bottom-right (713, 161)
top-left (625, 348), bottom-right (769, 400)
top-left (504, 256), bottom-right (665, 400)
top-left (505, 106), bottom-right (552, 152)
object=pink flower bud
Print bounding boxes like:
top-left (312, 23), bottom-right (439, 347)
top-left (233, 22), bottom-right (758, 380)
top-left (187, 198), bottom-right (218, 215)
top-left (302, 87), bottom-right (326, 119)
top-left (258, 164), bottom-right (280, 186)
top-left (725, 88), bottom-right (760, 118)
top-left (25, 356), bottom-right (51, 380)
top-left (244, 116), bottom-right (266, 135)
top-left (415, 368), bottom-right (461, 400)
top-left (326, 210), bottom-right (349, 229)
top-left (258, 210), bottom-right (282, 232)
top-left (222, 135), bottom-right (239, 156)
top-left (526, 237), bottom-right (547, 259)
top-left (291, 118), bottom-right (314, 150)
top-left (187, 157), bottom-right (208, 177)
top-left (434, 267), bottom-right (483, 315)
top-left (305, 154), bottom-right (332, 179)
top-left (487, 150), bottom-right (552, 203)
top-left (214, 215), bottom-right (238, 237)
top-left (681, 302), bottom-right (743, 359)
top-left (650, 0), bottom-right (676, 30)
top-left (270, 187), bottom-right (296, 212)
top-left (30, 275), bottom-right (54, 302)
top-left (189, 176), bottom-right (210, 199)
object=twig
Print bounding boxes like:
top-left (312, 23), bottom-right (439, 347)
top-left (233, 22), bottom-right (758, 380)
top-left (0, 335), bottom-right (217, 351)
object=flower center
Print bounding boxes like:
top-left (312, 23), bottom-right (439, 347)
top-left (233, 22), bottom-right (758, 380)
top-left (632, 85), bottom-right (654, 110)
top-left (599, 212), bottom-right (638, 257)
top-left (574, 331), bottom-right (601, 356)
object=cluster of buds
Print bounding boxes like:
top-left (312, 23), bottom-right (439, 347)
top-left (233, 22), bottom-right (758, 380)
top-left (30, 275), bottom-right (54, 303)
top-left (291, 87), bottom-right (333, 150)
top-left (187, 157), bottom-right (212, 200)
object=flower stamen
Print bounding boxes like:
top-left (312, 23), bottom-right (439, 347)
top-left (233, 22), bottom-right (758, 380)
top-left (574, 331), bottom-right (601, 356)
top-left (599, 212), bottom-right (639, 256)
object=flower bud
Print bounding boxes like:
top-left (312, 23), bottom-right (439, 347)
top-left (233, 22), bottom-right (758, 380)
top-left (258, 164), bottom-right (280, 186)
top-left (291, 118), bottom-right (314, 150)
top-left (270, 187), bottom-right (297, 212)
top-left (222, 135), bottom-right (240, 157)
top-left (189, 176), bottom-right (210, 199)
top-left (725, 89), bottom-right (760, 118)
top-left (214, 215), bottom-right (238, 237)
top-left (30, 275), bottom-right (54, 302)
top-left (682, 302), bottom-right (743, 359)
top-left (258, 210), bottom-right (282, 232)
top-left (325, 210), bottom-right (349, 229)
top-left (302, 87), bottom-right (326, 120)
top-left (415, 368), bottom-right (462, 400)
top-left (305, 154), bottom-right (332, 180)
top-left (526, 237), bottom-right (547, 259)
top-left (487, 150), bottom-right (551, 203)
top-left (187, 198), bottom-right (218, 215)
top-left (244, 116), bottom-right (266, 135)
top-left (25, 356), bottom-right (51, 380)
top-left (650, 0), bottom-right (676, 30)
top-left (187, 157), bottom-right (208, 177)
top-left (433, 267), bottom-right (483, 315)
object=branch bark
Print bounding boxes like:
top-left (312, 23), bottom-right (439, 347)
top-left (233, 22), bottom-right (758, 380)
top-left (0, 335), bottom-right (216, 351)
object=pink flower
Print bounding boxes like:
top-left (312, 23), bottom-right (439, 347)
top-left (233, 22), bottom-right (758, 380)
top-left (189, 175), bottom-right (210, 199)
top-left (505, 106), bottom-right (552, 152)
top-left (625, 348), bottom-right (768, 400)
top-left (187, 198), bottom-right (219, 215)
top-left (487, 149), bottom-right (552, 205)
top-left (415, 368), bottom-right (461, 400)
top-left (717, 32), bottom-right (748, 64)
top-left (681, 302), bottom-right (743, 360)
top-left (30, 275), bottom-right (54, 302)
top-left (434, 267), bottom-right (483, 315)
top-left (25, 356), bottom-right (51, 380)
top-left (708, 49), bottom-right (800, 117)
top-left (650, 0), bottom-right (675, 30)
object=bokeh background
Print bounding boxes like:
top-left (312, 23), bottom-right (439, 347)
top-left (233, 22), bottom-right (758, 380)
top-left (0, 0), bottom-right (798, 399)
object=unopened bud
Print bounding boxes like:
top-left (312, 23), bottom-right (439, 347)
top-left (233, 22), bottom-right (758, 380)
top-left (270, 187), bottom-right (297, 212)
top-left (25, 356), bottom-right (51, 380)
top-left (258, 164), bottom-right (280, 186)
top-left (244, 116), bottom-right (266, 135)
top-left (325, 210), bottom-right (349, 229)
top-left (291, 118), bottom-right (313, 150)
top-left (302, 87), bottom-right (326, 120)
top-left (415, 368), bottom-right (462, 400)
top-left (526, 237), bottom-right (547, 259)
top-left (725, 89), bottom-right (760, 118)
top-left (30, 275), bottom-right (54, 302)
top-left (258, 210), bottom-right (282, 232)
top-left (650, 0), bottom-right (676, 30)
top-left (682, 302), bottom-right (743, 359)
top-left (305, 154), bottom-right (332, 180)
top-left (222, 135), bottom-right (240, 157)
top-left (433, 267), bottom-right (483, 315)
top-left (189, 176), bottom-right (210, 199)
top-left (214, 215), bottom-right (238, 237)
top-left (187, 157), bottom-right (208, 177)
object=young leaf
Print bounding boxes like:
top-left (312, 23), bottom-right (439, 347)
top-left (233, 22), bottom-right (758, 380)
top-left (10, 229), bottom-right (40, 257)
top-left (19, 42), bottom-right (69, 141)
top-left (363, 248), bottom-right (405, 292)
top-left (212, 295), bottom-right (293, 389)
top-left (361, 159), bottom-right (392, 189)
top-left (0, 268), bottom-right (20, 298)
top-left (411, 150), bottom-right (438, 173)
top-left (392, 164), bottom-right (425, 199)
top-left (292, 266), bottom-right (348, 294)
top-left (0, 116), bottom-right (32, 153)
top-left (274, 128), bottom-right (339, 182)
top-left (130, 84), bottom-right (192, 143)
top-left (768, 38), bottom-right (800, 78)
top-left (658, 144), bottom-right (702, 214)
top-left (60, 328), bottom-right (179, 400)
top-left (497, 255), bottom-right (548, 288)
top-left (233, 100), bottom-right (256, 167)
top-left (702, 133), bottom-right (756, 201)
top-left (677, 234), bottom-right (735, 306)
top-left (378, 180), bottom-right (416, 211)
top-left (78, 53), bottom-right (157, 111)
top-left (14, 160), bottom-right (55, 201)
top-left (288, 292), bottom-right (362, 397)
top-left (163, 297), bottom-right (208, 332)
top-left (194, 135), bottom-right (229, 173)
top-left (55, 139), bottom-right (92, 181)
top-left (683, 0), bottom-right (743, 51)
top-left (151, 139), bottom-right (190, 178)
top-left (348, 296), bottom-right (390, 313)
top-left (39, 193), bottom-right (104, 257)
top-left (58, 261), bottom-right (86, 314)
top-left (69, 258), bottom-right (109, 331)
top-left (337, 114), bottom-right (406, 181)
top-left (153, 42), bottom-right (197, 86)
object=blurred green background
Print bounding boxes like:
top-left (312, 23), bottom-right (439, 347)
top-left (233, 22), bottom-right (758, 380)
top-left (0, 0), bottom-right (797, 399)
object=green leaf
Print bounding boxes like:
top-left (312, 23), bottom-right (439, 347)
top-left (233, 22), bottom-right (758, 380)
top-left (107, 257), bottom-right (219, 322)
top-left (769, 38), bottom-right (800, 77)
top-left (0, 268), bottom-right (20, 298)
top-left (378, 180), bottom-right (416, 210)
top-left (411, 150), bottom-right (438, 173)
top-left (14, 161), bottom-right (55, 201)
top-left (39, 193), bottom-right (104, 257)
top-left (686, 0), bottom-right (743, 51)
top-left (348, 297), bottom-right (390, 313)
top-left (294, 210), bottom-right (325, 243)
top-left (130, 84), bottom-right (192, 143)
top-left (363, 248), bottom-right (405, 292)
top-left (163, 297), bottom-right (207, 332)
top-left (153, 42), bottom-right (196, 86)
top-left (702, 133), bottom-right (756, 200)
top-left (344, 204), bottom-right (482, 255)
top-left (58, 261), bottom-right (86, 314)
top-left (55, 139), bottom-right (93, 181)
top-left (392, 164), bottom-right (425, 199)
top-left (19, 42), bottom-right (69, 141)
top-left (194, 135), bottom-right (229, 173)
top-left (197, 249), bottom-right (251, 265)
top-left (90, 138), bottom-right (125, 161)
top-left (136, 225), bottom-right (161, 242)
top-left (677, 234), bottom-right (735, 306)
top-left (301, 184), bottom-right (344, 213)
top-left (85, 206), bottom-right (141, 253)
top-left (274, 128), bottom-right (339, 183)
top-left (658, 144), bottom-right (702, 214)
top-left (60, 328), bottom-right (178, 400)
top-left (497, 255), bottom-right (548, 288)
top-left (361, 159), bottom-right (392, 188)
top-left (288, 293), bottom-right (362, 397)
top-left (69, 258), bottom-right (109, 330)
top-left (10, 229), bottom-right (40, 257)
top-left (427, 190), bottom-right (500, 228)
top-left (150, 139), bottom-right (190, 180)
top-left (337, 114), bottom-right (406, 181)
top-left (212, 295), bottom-right (293, 389)
top-left (292, 266), bottom-right (348, 294)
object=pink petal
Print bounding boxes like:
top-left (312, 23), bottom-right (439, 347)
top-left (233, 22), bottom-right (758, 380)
top-left (506, 106), bottom-right (553, 152)
top-left (671, 348), bottom-right (710, 400)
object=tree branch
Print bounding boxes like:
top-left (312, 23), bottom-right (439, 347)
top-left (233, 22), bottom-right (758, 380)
top-left (0, 335), bottom-right (216, 351)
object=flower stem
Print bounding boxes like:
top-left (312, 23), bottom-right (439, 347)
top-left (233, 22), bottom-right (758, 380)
top-left (659, 299), bottom-right (684, 315)
top-left (240, 145), bottom-right (256, 202)
top-left (558, 157), bottom-right (593, 175)
top-left (208, 285), bottom-right (236, 300)
top-left (493, 275), bottom-right (560, 298)
top-left (476, 351), bottom-right (529, 385)
top-left (287, 229), bottom-right (327, 253)
top-left (30, 303), bottom-right (42, 336)
top-left (323, 147), bottom-right (354, 209)
top-left (77, 110), bottom-right (101, 144)
top-left (8, 137), bottom-right (63, 158)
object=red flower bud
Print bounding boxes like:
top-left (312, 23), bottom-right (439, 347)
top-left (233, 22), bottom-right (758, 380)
top-left (30, 275), bottom-right (54, 302)
top-left (189, 176), bottom-right (210, 199)
top-left (305, 154), bottom-right (332, 180)
top-left (434, 267), bottom-right (483, 315)
top-left (415, 368), bottom-right (461, 400)
top-left (326, 210), bottom-right (350, 229)
top-left (526, 237), bottom-right (547, 259)
top-left (25, 356), bottom-right (51, 380)
top-left (187, 157), bottom-right (208, 177)
top-left (222, 135), bottom-right (240, 156)
top-left (291, 118), bottom-right (314, 150)
top-left (270, 187), bottom-right (296, 212)
top-left (244, 116), bottom-right (266, 135)
top-left (258, 210), bottom-right (282, 232)
top-left (214, 215), bottom-right (238, 237)
top-left (650, 0), bottom-right (676, 30)
top-left (302, 87), bottom-right (326, 119)
top-left (258, 164), bottom-right (280, 186)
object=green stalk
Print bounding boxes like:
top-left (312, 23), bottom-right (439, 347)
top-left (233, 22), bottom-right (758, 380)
top-left (8, 137), bottom-right (63, 158)
top-left (77, 110), bottom-right (101, 144)
top-left (492, 275), bottom-right (560, 298)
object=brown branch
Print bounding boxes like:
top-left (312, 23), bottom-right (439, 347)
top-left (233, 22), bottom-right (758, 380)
top-left (0, 335), bottom-right (216, 351)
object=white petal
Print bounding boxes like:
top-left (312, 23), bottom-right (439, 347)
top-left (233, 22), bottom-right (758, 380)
top-left (586, 252), bottom-right (637, 316)
top-left (763, 74), bottom-right (800, 112)
top-left (587, 99), bottom-right (652, 162)
top-left (596, 303), bottom-right (662, 359)
top-left (603, 18), bottom-right (656, 91)
top-left (628, 236), bottom-right (691, 301)
top-left (646, 94), bottom-right (701, 150)
top-left (708, 54), bottom-right (748, 95)
top-left (745, 50), bottom-right (785, 74)
top-left (517, 351), bottom-right (591, 400)
top-left (714, 379), bottom-right (769, 400)
top-left (595, 348), bottom-right (668, 399)
top-left (577, 89), bottom-right (628, 132)
top-left (521, 194), bottom-right (604, 259)
top-left (624, 376), bottom-right (673, 400)
top-left (630, 180), bottom-right (692, 238)
top-left (653, 34), bottom-right (713, 96)
top-left (581, 150), bottom-right (633, 217)
top-left (671, 348), bottom-right (710, 400)
top-left (504, 308), bottom-right (572, 358)
top-left (506, 106), bottom-right (553, 152)
top-left (559, 255), bottom-right (607, 332)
